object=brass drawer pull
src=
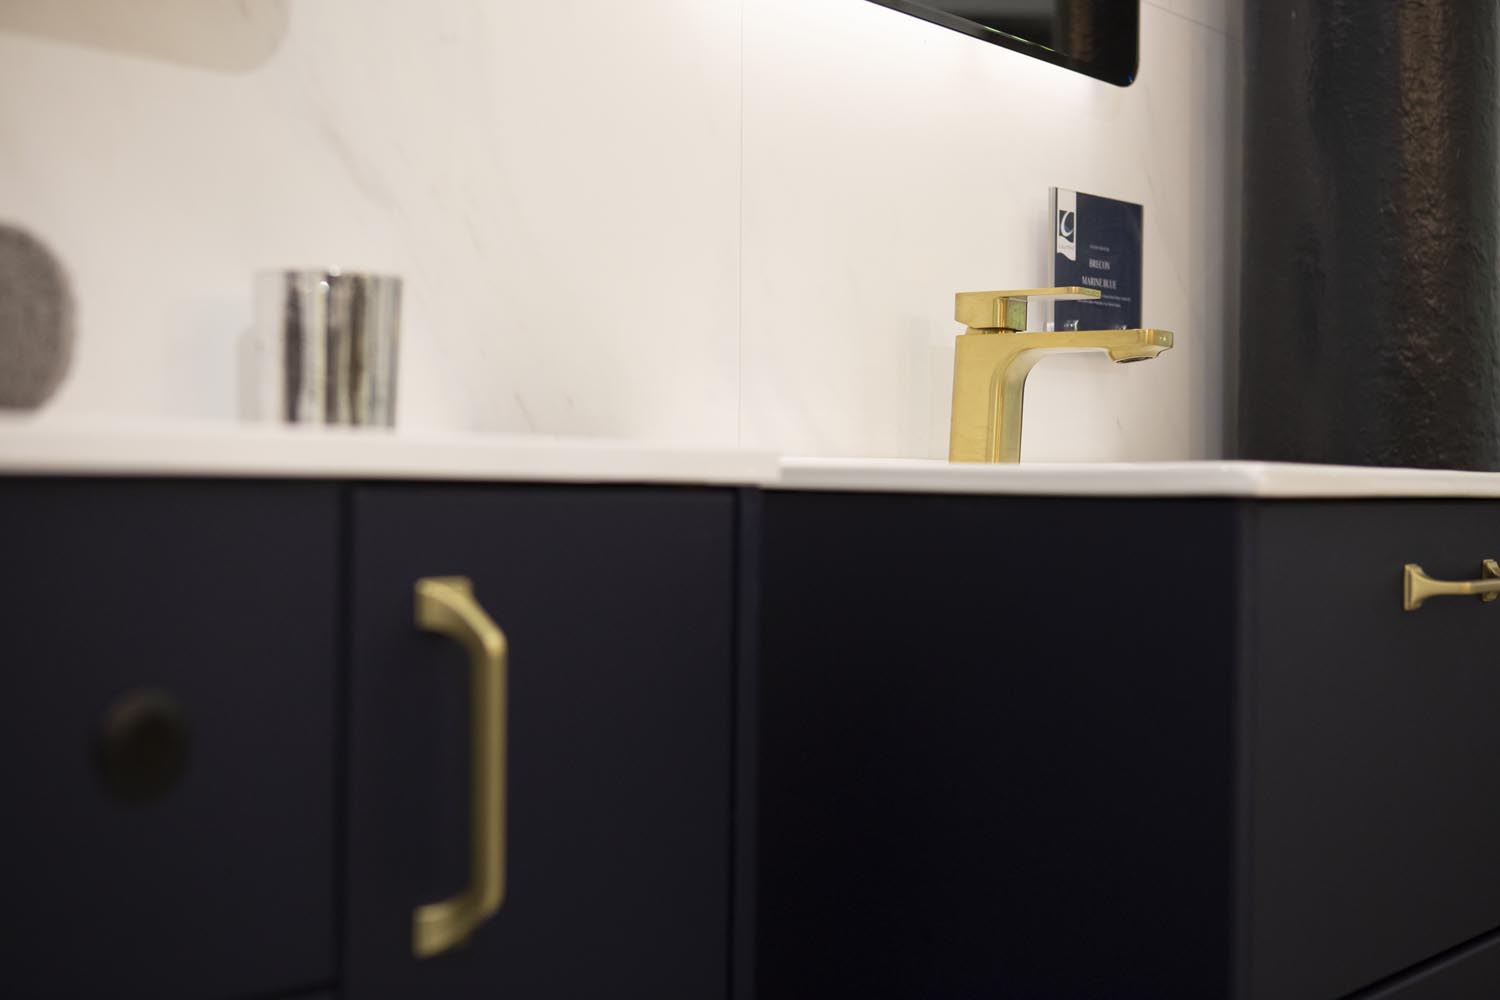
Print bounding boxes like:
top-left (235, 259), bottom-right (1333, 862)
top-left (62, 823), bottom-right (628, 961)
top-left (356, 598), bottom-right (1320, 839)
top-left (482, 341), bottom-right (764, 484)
top-left (1403, 560), bottom-right (1500, 611)
top-left (411, 576), bottom-right (508, 958)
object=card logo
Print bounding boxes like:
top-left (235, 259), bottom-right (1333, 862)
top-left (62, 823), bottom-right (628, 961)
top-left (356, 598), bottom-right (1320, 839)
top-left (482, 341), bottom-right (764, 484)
top-left (1055, 188), bottom-right (1077, 262)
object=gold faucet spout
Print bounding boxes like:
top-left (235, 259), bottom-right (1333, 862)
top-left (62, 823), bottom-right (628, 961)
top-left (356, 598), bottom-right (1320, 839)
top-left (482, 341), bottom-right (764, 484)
top-left (947, 288), bottom-right (1173, 463)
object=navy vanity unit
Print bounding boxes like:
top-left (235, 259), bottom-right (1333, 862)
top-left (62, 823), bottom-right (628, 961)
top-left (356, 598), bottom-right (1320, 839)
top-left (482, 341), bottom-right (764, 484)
top-left (749, 466), bottom-right (1500, 1000)
top-left (0, 427), bottom-right (762, 1000)
top-left (5, 436), bottom-right (1500, 999)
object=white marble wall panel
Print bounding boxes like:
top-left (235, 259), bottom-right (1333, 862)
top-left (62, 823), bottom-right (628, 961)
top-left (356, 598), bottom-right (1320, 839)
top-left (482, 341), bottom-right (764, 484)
top-left (1, 0), bottom-right (1235, 461)
top-left (739, 0), bottom-right (1234, 460)
top-left (1148, 0), bottom-right (1235, 37)
top-left (0, 0), bottom-right (743, 442)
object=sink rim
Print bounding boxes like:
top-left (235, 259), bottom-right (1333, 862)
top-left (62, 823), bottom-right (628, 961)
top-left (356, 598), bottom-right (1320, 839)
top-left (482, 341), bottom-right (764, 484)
top-left (776, 457), bottom-right (1500, 499)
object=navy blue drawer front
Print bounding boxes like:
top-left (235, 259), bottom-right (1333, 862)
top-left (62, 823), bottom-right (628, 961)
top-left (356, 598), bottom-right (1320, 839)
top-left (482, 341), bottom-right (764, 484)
top-left (1249, 503), bottom-right (1500, 999)
top-left (0, 480), bottom-right (340, 999)
top-left (344, 485), bottom-right (736, 999)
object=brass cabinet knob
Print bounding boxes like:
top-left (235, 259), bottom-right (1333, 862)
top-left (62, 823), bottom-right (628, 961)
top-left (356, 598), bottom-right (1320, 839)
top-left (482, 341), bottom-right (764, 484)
top-left (95, 690), bottom-right (192, 804)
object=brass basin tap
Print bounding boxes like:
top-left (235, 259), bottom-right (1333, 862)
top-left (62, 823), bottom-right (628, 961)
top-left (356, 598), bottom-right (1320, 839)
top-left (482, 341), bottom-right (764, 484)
top-left (948, 287), bottom-right (1174, 463)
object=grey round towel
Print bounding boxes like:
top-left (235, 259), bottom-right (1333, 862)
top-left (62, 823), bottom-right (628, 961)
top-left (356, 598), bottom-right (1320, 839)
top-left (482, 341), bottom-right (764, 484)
top-left (0, 224), bottom-right (74, 409)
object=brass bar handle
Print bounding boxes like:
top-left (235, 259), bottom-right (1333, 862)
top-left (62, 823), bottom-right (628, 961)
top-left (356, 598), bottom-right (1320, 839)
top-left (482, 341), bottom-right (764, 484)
top-left (1403, 560), bottom-right (1500, 611)
top-left (411, 576), bottom-right (508, 958)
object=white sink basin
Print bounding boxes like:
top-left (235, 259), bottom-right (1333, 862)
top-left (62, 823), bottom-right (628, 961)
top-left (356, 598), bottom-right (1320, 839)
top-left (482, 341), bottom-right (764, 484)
top-left (778, 458), bottom-right (1500, 499)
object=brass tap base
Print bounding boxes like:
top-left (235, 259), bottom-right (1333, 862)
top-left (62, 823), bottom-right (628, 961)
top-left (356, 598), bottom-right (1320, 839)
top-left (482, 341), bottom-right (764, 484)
top-left (947, 327), bottom-right (1174, 464)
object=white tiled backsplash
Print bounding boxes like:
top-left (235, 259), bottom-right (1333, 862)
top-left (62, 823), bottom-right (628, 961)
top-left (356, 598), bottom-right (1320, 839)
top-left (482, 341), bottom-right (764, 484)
top-left (0, 0), bottom-right (1237, 461)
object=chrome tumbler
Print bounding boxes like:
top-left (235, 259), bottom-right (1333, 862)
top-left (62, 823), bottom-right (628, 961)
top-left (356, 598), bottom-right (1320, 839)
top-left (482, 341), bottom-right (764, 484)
top-left (254, 269), bottom-right (401, 426)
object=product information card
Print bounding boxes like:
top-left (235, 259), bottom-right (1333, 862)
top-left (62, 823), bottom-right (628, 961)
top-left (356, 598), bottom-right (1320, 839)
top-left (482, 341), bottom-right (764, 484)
top-left (1049, 187), bottom-right (1143, 330)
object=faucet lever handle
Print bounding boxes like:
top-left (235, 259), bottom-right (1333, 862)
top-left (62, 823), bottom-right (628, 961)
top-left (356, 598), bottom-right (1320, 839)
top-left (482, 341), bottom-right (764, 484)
top-left (955, 286), bottom-right (1101, 332)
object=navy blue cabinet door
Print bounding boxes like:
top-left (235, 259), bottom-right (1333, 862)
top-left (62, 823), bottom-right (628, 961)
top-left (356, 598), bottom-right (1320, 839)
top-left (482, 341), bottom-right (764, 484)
top-left (751, 492), bottom-right (1239, 999)
top-left (0, 479), bottom-right (340, 999)
top-left (345, 485), bottom-right (736, 999)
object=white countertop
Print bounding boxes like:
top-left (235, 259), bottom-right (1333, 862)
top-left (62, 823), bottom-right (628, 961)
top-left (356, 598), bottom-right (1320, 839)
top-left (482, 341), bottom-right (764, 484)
top-left (7, 417), bottom-right (1500, 498)
top-left (0, 416), bottom-right (780, 486)
top-left (778, 457), bottom-right (1500, 499)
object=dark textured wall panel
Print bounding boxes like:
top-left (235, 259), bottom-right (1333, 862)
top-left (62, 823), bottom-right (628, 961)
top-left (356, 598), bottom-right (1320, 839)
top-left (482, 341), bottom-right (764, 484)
top-left (1239, 0), bottom-right (1500, 469)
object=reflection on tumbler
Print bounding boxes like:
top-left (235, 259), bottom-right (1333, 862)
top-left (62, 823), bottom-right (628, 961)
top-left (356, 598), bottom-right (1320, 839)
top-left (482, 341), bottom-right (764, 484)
top-left (254, 269), bottom-right (401, 427)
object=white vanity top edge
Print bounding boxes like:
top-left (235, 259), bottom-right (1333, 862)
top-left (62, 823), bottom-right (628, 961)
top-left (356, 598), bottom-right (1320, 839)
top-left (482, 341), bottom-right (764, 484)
top-left (776, 457), bottom-right (1500, 499)
top-left (0, 417), bottom-right (781, 486)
